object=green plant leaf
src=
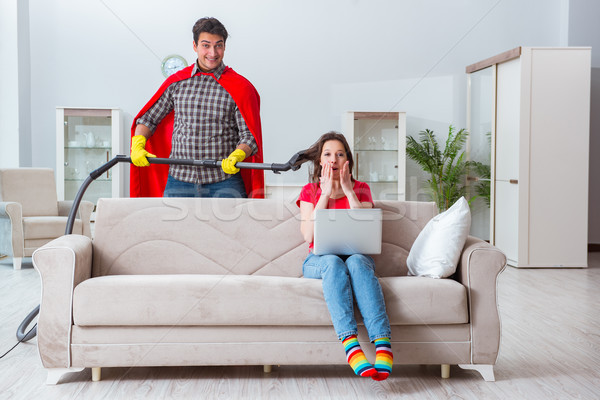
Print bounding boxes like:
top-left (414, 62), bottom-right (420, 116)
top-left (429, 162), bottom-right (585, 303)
top-left (406, 125), bottom-right (487, 212)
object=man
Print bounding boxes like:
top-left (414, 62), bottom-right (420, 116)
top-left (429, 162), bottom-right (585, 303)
top-left (130, 17), bottom-right (264, 198)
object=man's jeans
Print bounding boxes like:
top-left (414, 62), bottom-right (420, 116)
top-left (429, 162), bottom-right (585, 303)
top-left (163, 174), bottom-right (247, 198)
top-left (302, 252), bottom-right (391, 342)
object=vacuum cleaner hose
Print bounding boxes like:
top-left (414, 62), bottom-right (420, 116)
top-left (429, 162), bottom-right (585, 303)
top-left (17, 305), bottom-right (39, 342)
top-left (19, 150), bottom-right (311, 343)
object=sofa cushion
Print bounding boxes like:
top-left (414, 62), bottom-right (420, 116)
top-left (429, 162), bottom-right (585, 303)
top-left (92, 198), bottom-right (307, 278)
top-left (382, 276), bottom-right (468, 324)
top-left (373, 200), bottom-right (438, 277)
top-left (23, 216), bottom-right (82, 239)
top-left (72, 275), bottom-right (468, 327)
top-left (91, 198), bottom-right (439, 279)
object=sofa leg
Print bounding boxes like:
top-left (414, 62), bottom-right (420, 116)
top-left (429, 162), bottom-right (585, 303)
top-left (441, 364), bottom-right (450, 379)
top-left (458, 364), bottom-right (495, 381)
top-left (46, 367), bottom-right (84, 385)
top-left (92, 367), bottom-right (102, 382)
top-left (13, 257), bottom-right (22, 270)
top-left (263, 365), bottom-right (272, 373)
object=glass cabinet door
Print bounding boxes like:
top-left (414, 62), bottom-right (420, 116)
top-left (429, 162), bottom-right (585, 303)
top-left (56, 108), bottom-right (121, 205)
top-left (344, 112), bottom-right (407, 200)
top-left (466, 66), bottom-right (494, 241)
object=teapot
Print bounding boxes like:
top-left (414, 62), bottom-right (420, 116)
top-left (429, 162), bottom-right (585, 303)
top-left (84, 132), bottom-right (96, 147)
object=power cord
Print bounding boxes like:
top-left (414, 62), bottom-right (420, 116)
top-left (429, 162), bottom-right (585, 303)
top-left (1, 305), bottom-right (39, 359)
top-left (0, 323), bottom-right (37, 359)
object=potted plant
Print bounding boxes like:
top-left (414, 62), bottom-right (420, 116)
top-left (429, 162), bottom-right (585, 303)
top-left (406, 125), bottom-right (472, 212)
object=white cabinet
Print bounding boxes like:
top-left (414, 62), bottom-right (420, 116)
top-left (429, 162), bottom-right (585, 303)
top-left (343, 112), bottom-right (406, 200)
top-left (56, 107), bottom-right (122, 205)
top-left (467, 47), bottom-right (591, 268)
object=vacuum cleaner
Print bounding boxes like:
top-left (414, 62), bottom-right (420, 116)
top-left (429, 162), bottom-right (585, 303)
top-left (16, 150), bottom-right (309, 342)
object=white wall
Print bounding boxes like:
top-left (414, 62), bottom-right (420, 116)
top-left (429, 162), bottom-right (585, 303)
top-left (0, 0), bottom-right (32, 168)
top-left (587, 68), bottom-right (600, 245)
top-left (567, 0), bottom-right (600, 244)
top-left (567, 0), bottom-right (600, 66)
top-left (17, 0), bottom-right (32, 167)
top-left (0, 0), bottom-right (20, 167)
top-left (25, 0), bottom-right (568, 191)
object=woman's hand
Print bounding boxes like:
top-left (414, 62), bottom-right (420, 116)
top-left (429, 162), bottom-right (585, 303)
top-left (340, 161), bottom-right (353, 194)
top-left (320, 162), bottom-right (333, 197)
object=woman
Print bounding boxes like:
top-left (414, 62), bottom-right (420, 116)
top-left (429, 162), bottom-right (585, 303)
top-left (296, 131), bottom-right (393, 381)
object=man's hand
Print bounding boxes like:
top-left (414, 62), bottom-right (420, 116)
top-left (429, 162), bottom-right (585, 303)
top-left (131, 135), bottom-right (156, 167)
top-left (221, 149), bottom-right (246, 174)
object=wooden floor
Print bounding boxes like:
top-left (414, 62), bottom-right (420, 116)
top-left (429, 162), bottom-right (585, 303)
top-left (1, 253), bottom-right (599, 399)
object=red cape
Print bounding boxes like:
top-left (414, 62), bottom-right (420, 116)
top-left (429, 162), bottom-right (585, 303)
top-left (130, 65), bottom-right (264, 198)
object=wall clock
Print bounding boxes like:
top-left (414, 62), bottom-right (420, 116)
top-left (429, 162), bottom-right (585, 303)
top-left (161, 55), bottom-right (188, 77)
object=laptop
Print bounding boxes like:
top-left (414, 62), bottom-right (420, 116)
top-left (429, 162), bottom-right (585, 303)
top-left (313, 208), bottom-right (383, 256)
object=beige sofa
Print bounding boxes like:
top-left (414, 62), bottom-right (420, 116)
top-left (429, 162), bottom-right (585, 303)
top-left (32, 197), bottom-right (506, 385)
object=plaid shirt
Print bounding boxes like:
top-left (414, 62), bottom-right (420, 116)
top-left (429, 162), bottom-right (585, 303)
top-left (137, 62), bottom-right (258, 184)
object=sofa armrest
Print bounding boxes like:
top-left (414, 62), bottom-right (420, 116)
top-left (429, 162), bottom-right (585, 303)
top-left (455, 235), bottom-right (507, 364)
top-left (0, 201), bottom-right (23, 257)
top-left (32, 234), bottom-right (92, 368)
top-left (58, 200), bottom-right (94, 238)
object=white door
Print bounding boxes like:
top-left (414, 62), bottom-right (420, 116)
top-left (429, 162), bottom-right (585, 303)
top-left (494, 180), bottom-right (519, 264)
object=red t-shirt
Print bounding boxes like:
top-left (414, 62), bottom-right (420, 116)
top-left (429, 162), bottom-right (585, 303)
top-left (296, 180), bottom-right (374, 249)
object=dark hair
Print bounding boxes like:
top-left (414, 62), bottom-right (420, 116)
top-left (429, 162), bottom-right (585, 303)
top-left (193, 17), bottom-right (228, 44)
top-left (304, 131), bottom-right (354, 183)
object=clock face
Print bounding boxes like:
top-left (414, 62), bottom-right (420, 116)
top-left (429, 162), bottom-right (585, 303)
top-left (161, 55), bottom-right (188, 77)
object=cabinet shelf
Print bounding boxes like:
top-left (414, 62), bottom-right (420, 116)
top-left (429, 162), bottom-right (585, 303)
top-left (363, 180), bottom-right (398, 184)
top-left (65, 178), bottom-right (111, 182)
top-left (354, 149), bottom-right (398, 152)
top-left (65, 146), bottom-right (112, 150)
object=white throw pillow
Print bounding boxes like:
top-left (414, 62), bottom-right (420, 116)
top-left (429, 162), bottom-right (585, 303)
top-left (406, 197), bottom-right (471, 278)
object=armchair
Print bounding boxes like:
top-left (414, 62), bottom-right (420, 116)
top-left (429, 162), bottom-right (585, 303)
top-left (0, 168), bottom-right (93, 269)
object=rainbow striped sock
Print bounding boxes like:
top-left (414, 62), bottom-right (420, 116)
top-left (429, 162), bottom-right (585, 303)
top-left (371, 337), bottom-right (393, 381)
top-left (342, 335), bottom-right (377, 377)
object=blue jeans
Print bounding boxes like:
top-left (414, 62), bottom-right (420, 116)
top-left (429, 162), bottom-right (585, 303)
top-left (302, 252), bottom-right (391, 342)
top-left (163, 174), bottom-right (247, 198)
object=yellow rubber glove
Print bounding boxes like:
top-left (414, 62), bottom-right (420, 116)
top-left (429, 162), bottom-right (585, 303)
top-left (131, 135), bottom-right (156, 167)
top-left (221, 149), bottom-right (246, 174)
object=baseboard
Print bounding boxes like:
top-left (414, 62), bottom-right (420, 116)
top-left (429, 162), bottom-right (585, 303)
top-left (588, 243), bottom-right (600, 252)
